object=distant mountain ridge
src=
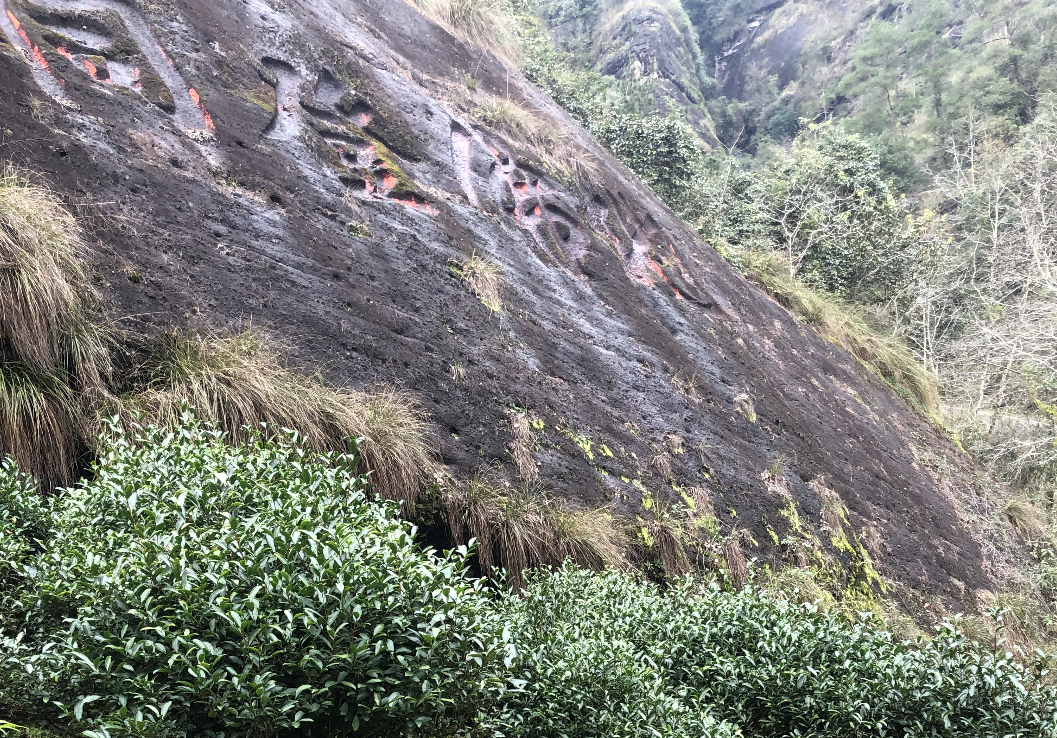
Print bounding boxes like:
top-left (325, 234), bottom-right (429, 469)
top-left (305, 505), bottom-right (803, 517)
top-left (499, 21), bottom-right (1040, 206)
top-left (539, 0), bottom-right (1057, 155)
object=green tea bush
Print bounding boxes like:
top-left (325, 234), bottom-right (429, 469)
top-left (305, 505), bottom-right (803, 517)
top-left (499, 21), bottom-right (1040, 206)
top-left (0, 459), bottom-right (50, 584)
top-left (3, 426), bottom-right (1056, 738)
top-left (0, 418), bottom-right (502, 737)
top-left (487, 567), bottom-right (740, 738)
top-left (590, 114), bottom-right (703, 206)
top-left (492, 567), bottom-right (1057, 738)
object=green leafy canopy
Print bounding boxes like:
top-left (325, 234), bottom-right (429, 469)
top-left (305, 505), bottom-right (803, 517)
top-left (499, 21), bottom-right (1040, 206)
top-left (0, 417), bottom-right (503, 737)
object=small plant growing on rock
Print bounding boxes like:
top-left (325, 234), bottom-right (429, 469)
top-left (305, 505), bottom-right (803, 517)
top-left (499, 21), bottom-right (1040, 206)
top-left (508, 408), bottom-right (539, 481)
top-left (451, 252), bottom-right (502, 312)
top-left (734, 391), bottom-right (757, 423)
top-left (442, 471), bottom-right (627, 589)
top-left (671, 368), bottom-right (703, 403)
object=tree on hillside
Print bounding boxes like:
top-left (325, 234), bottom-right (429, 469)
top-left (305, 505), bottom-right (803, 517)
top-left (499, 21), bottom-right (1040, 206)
top-left (904, 98), bottom-right (1057, 501)
top-left (744, 123), bottom-right (917, 303)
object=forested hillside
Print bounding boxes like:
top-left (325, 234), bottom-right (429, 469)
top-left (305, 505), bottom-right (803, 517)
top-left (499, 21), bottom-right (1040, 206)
top-left (538, 0), bottom-right (1057, 155)
top-left (2, 0), bottom-right (1057, 734)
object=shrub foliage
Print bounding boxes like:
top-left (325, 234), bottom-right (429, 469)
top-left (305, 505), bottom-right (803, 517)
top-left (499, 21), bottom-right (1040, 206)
top-left (496, 567), bottom-right (1057, 738)
top-left (0, 419), bottom-right (498, 737)
top-left (2, 424), bottom-right (1056, 738)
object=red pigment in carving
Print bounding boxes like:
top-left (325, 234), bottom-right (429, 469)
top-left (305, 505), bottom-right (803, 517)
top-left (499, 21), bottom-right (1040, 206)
top-left (56, 46), bottom-right (72, 59)
top-left (83, 58), bottom-right (108, 82)
top-left (188, 87), bottom-right (215, 130)
top-left (355, 112), bottom-right (371, 127)
top-left (8, 11), bottom-right (51, 72)
top-left (148, 27), bottom-right (175, 68)
top-left (381, 173), bottom-right (398, 190)
top-left (646, 255), bottom-right (682, 297)
top-left (395, 197), bottom-right (439, 216)
top-left (533, 205), bottom-right (542, 217)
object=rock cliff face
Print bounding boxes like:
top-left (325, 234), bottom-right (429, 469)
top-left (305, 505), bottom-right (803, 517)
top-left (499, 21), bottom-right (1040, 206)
top-left (542, 0), bottom-right (719, 145)
top-left (0, 0), bottom-right (1010, 609)
top-left (593, 2), bottom-right (718, 143)
top-left (687, 0), bottom-right (861, 101)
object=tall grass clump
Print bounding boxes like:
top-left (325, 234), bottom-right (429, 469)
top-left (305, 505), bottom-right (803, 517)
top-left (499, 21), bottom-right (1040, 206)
top-left (452, 252), bottom-right (503, 312)
top-left (413, 0), bottom-right (519, 60)
top-left (0, 165), bottom-right (110, 487)
top-left (0, 365), bottom-right (78, 489)
top-left (0, 165), bottom-right (85, 371)
top-left (740, 249), bottom-right (939, 410)
top-left (119, 330), bottom-right (434, 510)
top-left (473, 98), bottom-right (561, 150)
top-left (442, 472), bottom-right (628, 589)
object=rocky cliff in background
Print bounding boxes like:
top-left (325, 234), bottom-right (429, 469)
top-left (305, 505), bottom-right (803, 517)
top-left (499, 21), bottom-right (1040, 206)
top-left (0, 0), bottom-right (1022, 613)
top-left (540, 0), bottom-right (719, 145)
top-left (539, 0), bottom-right (889, 149)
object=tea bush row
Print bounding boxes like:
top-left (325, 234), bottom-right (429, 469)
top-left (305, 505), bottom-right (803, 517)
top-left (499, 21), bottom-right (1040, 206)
top-left (1, 421), bottom-right (1054, 737)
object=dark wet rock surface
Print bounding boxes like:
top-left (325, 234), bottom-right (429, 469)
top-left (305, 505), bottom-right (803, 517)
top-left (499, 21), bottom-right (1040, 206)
top-left (0, 0), bottom-right (996, 608)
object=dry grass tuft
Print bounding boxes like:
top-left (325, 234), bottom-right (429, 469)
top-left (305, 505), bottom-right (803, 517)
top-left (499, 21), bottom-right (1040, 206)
top-left (0, 362), bottom-right (79, 489)
top-left (645, 500), bottom-right (692, 578)
top-left (816, 482), bottom-right (848, 538)
top-left (688, 486), bottom-right (715, 519)
top-left (119, 330), bottom-right (435, 510)
top-left (412, 0), bottom-right (520, 60)
top-left (443, 472), bottom-right (628, 589)
top-left (473, 99), bottom-right (560, 151)
top-left (722, 530), bottom-right (750, 591)
top-left (665, 434), bottom-right (684, 454)
top-left (553, 504), bottom-right (632, 573)
top-left (0, 165), bottom-right (111, 488)
top-left (454, 253), bottom-right (502, 312)
top-left (330, 388), bottom-right (435, 511)
top-left (671, 368), bottom-right (703, 403)
top-left (762, 565), bottom-right (835, 607)
top-left (734, 391), bottom-right (757, 423)
top-left (508, 410), bottom-right (539, 482)
top-left (466, 94), bottom-right (590, 182)
top-left (0, 165), bottom-right (86, 372)
top-left (649, 517), bottom-right (691, 578)
top-left (1003, 495), bottom-right (1050, 543)
top-left (740, 250), bottom-right (938, 411)
top-left (651, 451), bottom-right (673, 481)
